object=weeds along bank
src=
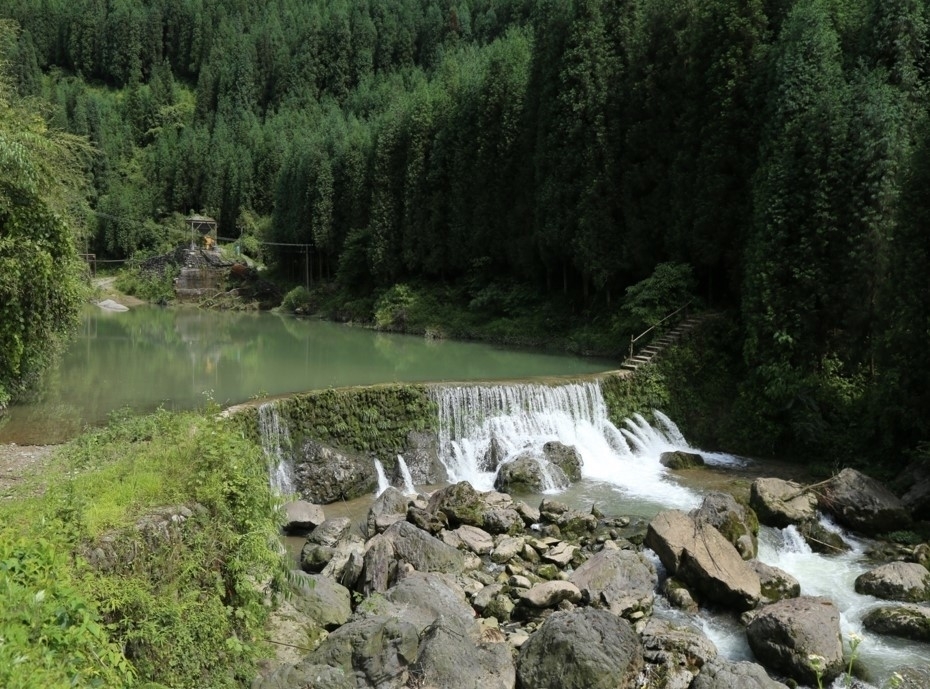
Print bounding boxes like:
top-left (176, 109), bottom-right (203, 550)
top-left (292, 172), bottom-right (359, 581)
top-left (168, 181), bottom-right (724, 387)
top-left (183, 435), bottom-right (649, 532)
top-left (0, 407), bottom-right (285, 689)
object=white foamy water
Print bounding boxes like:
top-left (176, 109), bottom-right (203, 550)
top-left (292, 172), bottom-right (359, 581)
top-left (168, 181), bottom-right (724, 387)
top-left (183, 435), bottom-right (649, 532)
top-left (431, 381), bottom-right (740, 511)
top-left (373, 459), bottom-right (390, 496)
top-left (258, 402), bottom-right (296, 495)
top-left (397, 455), bottom-right (416, 494)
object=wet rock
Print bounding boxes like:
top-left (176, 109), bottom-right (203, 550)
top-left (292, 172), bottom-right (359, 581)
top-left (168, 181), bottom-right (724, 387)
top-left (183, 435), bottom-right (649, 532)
top-left (543, 441), bottom-right (583, 481)
top-left (692, 492), bottom-right (759, 559)
top-left (796, 518), bottom-right (850, 554)
top-left (640, 618), bottom-right (717, 688)
top-left (854, 562), bottom-right (930, 602)
top-left (746, 596), bottom-right (843, 686)
top-left (403, 430), bottom-right (446, 485)
top-left (645, 509), bottom-right (760, 611)
top-left (862, 603), bottom-right (930, 641)
top-left (749, 561), bottom-right (800, 604)
top-left (481, 436), bottom-right (507, 472)
top-left (819, 468), bottom-right (912, 535)
top-left (896, 665), bottom-right (930, 689)
top-left (294, 440), bottom-right (375, 503)
top-left (663, 577), bottom-right (698, 613)
top-left (690, 658), bottom-right (789, 689)
top-left (749, 478), bottom-right (818, 528)
top-left (569, 548), bottom-right (657, 618)
top-left (660, 451), bottom-right (705, 470)
top-left (495, 454), bottom-right (567, 493)
top-left (516, 608), bottom-right (643, 689)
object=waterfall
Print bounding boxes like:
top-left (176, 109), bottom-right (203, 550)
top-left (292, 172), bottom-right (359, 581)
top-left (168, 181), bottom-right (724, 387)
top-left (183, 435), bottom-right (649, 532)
top-left (397, 455), bottom-right (416, 494)
top-left (430, 381), bottom-right (733, 509)
top-left (373, 459), bottom-right (390, 496)
top-left (258, 402), bottom-right (296, 495)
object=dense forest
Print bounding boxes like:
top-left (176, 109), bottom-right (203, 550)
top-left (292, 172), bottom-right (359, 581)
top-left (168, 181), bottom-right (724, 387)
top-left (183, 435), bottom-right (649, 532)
top-left (1, 0), bottom-right (929, 469)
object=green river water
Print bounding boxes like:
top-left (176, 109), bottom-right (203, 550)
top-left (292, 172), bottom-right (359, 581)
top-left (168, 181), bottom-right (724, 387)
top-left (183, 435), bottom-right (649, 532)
top-left (0, 303), bottom-right (615, 444)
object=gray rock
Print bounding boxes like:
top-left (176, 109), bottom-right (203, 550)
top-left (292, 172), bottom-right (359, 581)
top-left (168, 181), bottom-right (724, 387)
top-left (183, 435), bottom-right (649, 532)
top-left (428, 481), bottom-right (489, 529)
top-left (664, 577), bottom-right (698, 613)
top-left (302, 615), bottom-right (419, 687)
top-left (542, 541), bottom-right (578, 567)
top-left (895, 459), bottom-right (930, 521)
top-left (307, 517), bottom-right (353, 548)
top-left (472, 583), bottom-right (506, 613)
top-left (282, 500), bottom-right (325, 534)
top-left (455, 524), bottom-right (494, 555)
top-left (862, 603), bottom-right (930, 641)
top-left (410, 614), bottom-right (514, 689)
top-left (543, 441), bottom-right (583, 481)
top-left (359, 533), bottom-right (396, 595)
top-left (491, 535), bottom-right (525, 564)
top-left (519, 580), bottom-right (582, 608)
top-left (896, 665), bottom-right (930, 689)
top-left (481, 436), bottom-right (507, 472)
top-left (745, 596), bottom-right (843, 686)
top-left (320, 534), bottom-right (365, 582)
top-left (646, 510), bottom-right (761, 611)
top-left (819, 468), bottom-right (911, 535)
top-left (289, 571), bottom-right (352, 630)
top-left (640, 618), bottom-right (717, 688)
top-left (690, 658), bottom-right (789, 689)
top-left (406, 506), bottom-right (447, 535)
top-left (660, 451), bottom-right (705, 470)
top-left (383, 520), bottom-right (466, 575)
top-left (854, 562), bottom-right (930, 602)
top-left (570, 548), bottom-right (657, 618)
top-left (495, 453), bottom-right (567, 493)
top-left (692, 492), bottom-right (759, 560)
top-left (300, 543), bottom-right (336, 573)
top-left (252, 660), bottom-right (355, 689)
top-left (294, 440), bottom-right (375, 503)
top-left (796, 518), bottom-right (850, 554)
top-left (482, 507), bottom-right (524, 535)
top-left (382, 571), bottom-right (475, 632)
top-left (403, 430), bottom-right (446, 485)
top-left (749, 561), bottom-right (800, 604)
top-left (516, 608), bottom-right (644, 689)
top-left (514, 500), bottom-right (541, 525)
top-left (366, 487), bottom-right (408, 535)
top-left (750, 478), bottom-right (819, 528)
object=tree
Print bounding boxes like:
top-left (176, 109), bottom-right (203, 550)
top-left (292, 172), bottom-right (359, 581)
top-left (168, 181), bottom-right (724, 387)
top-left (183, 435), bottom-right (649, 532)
top-left (0, 20), bottom-right (89, 408)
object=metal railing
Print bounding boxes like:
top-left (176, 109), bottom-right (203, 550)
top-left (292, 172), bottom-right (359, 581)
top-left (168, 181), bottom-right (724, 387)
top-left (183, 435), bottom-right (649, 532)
top-left (628, 300), bottom-right (694, 361)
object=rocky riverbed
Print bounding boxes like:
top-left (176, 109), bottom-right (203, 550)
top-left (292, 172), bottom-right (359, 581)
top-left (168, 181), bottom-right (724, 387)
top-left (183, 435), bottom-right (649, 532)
top-left (254, 468), bottom-right (930, 689)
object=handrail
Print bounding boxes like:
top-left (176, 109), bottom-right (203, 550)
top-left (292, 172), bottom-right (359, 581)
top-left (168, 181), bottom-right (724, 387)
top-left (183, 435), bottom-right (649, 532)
top-left (629, 300), bottom-right (694, 361)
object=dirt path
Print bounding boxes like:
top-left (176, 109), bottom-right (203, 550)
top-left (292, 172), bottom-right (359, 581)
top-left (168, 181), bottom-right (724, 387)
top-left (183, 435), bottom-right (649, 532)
top-left (0, 442), bottom-right (56, 496)
top-left (93, 276), bottom-right (147, 307)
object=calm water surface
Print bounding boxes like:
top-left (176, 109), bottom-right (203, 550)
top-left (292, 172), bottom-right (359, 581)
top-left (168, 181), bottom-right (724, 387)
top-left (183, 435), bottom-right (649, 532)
top-left (0, 304), bottom-right (616, 444)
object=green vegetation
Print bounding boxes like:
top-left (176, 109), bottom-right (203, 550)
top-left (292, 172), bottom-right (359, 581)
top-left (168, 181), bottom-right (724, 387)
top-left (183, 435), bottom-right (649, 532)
top-left (1, 0), bottom-right (929, 469)
top-left (0, 407), bottom-right (286, 688)
top-left (115, 264), bottom-right (180, 303)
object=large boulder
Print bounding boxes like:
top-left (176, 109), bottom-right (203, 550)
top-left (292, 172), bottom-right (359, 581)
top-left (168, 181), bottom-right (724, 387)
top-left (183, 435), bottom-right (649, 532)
top-left (894, 459), bottom-right (930, 521)
top-left (796, 518), bottom-right (850, 554)
top-left (289, 571), bottom-right (352, 630)
top-left (690, 658), bottom-right (789, 689)
top-left (569, 547), bottom-right (658, 618)
top-left (253, 660), bottom-right (356, 689)
top-left (516, 608), bottom-right (644, 689)
top-left (402, 430), bottom-right (446, 485)
top-left (543, 441), bottom-right (583, 481)
top-left (819, 468), bottom-right (911, 535)
top-left (896, 666), bottom-right (930, 689)
top-left (300, 517), bottom-right (354, 573)
top-left (749, 478), bottom-right (818, 528)
top-left (282, 500), bottom-right (325, 534)
top-left (367, 487), bottom-right (409, 535)
top-left (381, 571), bottom-right (476, 632)
top-left (660, 451), bottom-right (705, 470)
top-left (300, 615), bottom-right (419, 688)
top-left (519, 581), bottom-right (582, 608)
top-left (640, 618), bottom-right (717, 689)
top-left (427, 481), bottom-right (522, 534)
top-left (862, 603), bottom-right (930, 642)
top-left (854, 562), bottom-right (930, 602)
top-left (645, 510), bottom-right (760, 611)
top-left (409, 614), bottom-right (514, 689)
top-left (382, 520), bottom-right (465, 576)
top-left (692, 492), bottom-right (759, 559)
top-left (749, 561), bottom-right (800, 604)
top-left (495, 454), bottom-right (567, 494)
top-left (746, 597), bottom-right (843, 686)
top-left (293, 439), bottom-right (375, 503)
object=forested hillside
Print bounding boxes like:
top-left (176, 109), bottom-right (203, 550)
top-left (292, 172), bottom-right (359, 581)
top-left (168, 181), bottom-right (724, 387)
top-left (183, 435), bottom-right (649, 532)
top-left (2, 0), bottom-right (929, 468)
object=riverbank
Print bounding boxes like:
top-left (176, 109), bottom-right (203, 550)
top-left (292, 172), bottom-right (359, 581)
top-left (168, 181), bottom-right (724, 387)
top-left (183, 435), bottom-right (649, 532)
top-left (0, 442), bottom-right (55, 497)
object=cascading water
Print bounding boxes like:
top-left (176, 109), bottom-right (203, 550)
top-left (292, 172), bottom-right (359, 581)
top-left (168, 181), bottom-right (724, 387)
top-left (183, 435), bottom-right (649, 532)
top-left (373, 459), bottom-right (390, 496)
top-left (258, 402), bottom-right (296, 495)
top-left (430, 381), bottom-right (739, 510)
top-left (397, 455), bottom-right (416, 494)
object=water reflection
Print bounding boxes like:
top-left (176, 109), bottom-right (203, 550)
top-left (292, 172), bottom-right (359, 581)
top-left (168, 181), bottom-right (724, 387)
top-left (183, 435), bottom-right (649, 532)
top-left (1, 304), bottom-right (615, 444)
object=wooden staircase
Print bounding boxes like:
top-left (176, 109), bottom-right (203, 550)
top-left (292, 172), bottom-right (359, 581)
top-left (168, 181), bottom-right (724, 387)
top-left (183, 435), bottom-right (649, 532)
top-left (620, 315), bottom-right (704, 372)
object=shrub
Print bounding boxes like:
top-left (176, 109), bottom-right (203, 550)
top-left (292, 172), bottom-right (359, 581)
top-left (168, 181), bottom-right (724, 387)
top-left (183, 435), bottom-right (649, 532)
top-left (280, 285), bottom-right (313, 313)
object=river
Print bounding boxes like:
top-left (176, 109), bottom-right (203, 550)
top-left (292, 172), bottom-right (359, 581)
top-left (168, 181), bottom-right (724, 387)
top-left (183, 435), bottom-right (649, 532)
top-left (0, 303), bottom-right (615, 445)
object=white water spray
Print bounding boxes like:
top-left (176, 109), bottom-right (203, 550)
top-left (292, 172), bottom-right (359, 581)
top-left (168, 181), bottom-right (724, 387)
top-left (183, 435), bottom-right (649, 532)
top-left (430, 381), bottom-right (733, 509)
top-left (397, 455), bottom-right (416, 494)
top-left (258, 402), bottom-right (296, 495)
top-left (373, 459), bottom-right (390, 496)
